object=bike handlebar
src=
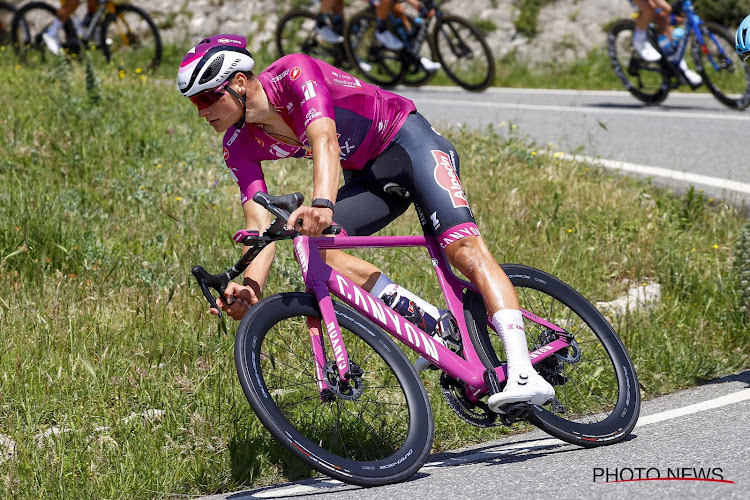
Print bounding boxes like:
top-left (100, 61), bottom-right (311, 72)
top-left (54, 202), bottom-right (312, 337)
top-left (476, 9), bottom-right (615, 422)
top-left (192, 192), bottom-right (341, 317)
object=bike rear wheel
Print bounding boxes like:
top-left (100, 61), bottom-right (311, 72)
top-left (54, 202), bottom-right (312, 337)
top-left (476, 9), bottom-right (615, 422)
top-left (100, 4), bottom-right (161, 73)
top-left (0, 1), bottom-right (16, 48)
top-left (465, 264), bottom-right (640, 447)
top-left (692, 22), bottom-right (750, 110)
top-left (11, 2), bottom-right (75, 65)
top-left (433, 14), bottom-right (495, 91)
top-left (344, 10), bottom-right (404, 88)
top-left (608, 19), bottom-right (669, 105)
top-left (234, 292), bottom-right (434, 486)
top-left (275, 9), bottom-right (350, 69)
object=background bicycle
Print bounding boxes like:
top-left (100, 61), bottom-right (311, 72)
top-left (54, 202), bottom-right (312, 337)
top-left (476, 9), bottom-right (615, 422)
top-left (345, 0), bottom-right (495, 90)
top-left (193, 192), bottom-right (640, 486)
top-left (608, 0), bottom-right (750, 109)
top-left (11, 0), bottom-right (161, 73)
top-left (0, 1), bottom-right (16, 48)
top-left (275, 3), bottom-right (353, 71)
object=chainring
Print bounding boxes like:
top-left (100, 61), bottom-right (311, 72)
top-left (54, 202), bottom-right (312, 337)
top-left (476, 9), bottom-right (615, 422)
top-left (439, 372), bottom-right (497, 428)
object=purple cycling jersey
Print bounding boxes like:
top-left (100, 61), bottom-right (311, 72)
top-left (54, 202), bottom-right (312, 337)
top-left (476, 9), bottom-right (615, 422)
top-left (222, 54), bottom-right (417, 204)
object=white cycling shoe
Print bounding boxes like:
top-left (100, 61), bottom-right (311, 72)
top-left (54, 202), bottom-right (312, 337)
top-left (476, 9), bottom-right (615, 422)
top-left (633, 37), bottom-right (661, 62)
top-left (42, 32), bottom-right (62, 56)
top-left (487, 372), bottom-right (555, 413)
top-left (375, 29), bottom-right (404, 51)
top-left (315, 24), bottom-right (344, 45)
top-left (679, 59), bottom-right (703, 87)
top-left (420, 56), bottom-right (441, 73)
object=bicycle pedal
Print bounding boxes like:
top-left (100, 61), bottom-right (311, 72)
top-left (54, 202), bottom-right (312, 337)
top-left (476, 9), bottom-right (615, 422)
top-left (496, 402), bottom-right (532, 424)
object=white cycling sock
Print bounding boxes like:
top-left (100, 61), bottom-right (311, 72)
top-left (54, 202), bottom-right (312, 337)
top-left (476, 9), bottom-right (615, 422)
top-left (679, 58), bottom-right (690, 71)
top-left (491, 309), bottom-right (533, 381)
top-left (370, 272), bottom-right (395, 297)
top-left (633, 28), bottom-right (647, 43)
top-left (46, 18), bottom-right (63, 37)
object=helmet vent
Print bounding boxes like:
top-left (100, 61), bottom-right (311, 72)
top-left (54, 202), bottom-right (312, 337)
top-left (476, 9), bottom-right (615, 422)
top-left (199, 54), bottom-right (225, 85)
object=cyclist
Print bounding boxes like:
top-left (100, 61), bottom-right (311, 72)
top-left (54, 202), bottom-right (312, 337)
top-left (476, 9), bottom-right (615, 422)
top-left (316, 0), bottom-right (344, 45)
top-left (374, 0), bottom-right (440, 72)
top-left (42, 0), bottom-right (98, 55)
top-left (629, 0), bottom-right (702, 86)
top-left (736, 14), bottom-right (750, 67)
top-left (177, 35), bottom-right (555, 410)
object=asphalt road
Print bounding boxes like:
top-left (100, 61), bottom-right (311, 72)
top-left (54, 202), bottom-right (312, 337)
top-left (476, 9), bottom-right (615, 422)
top-left (397, 87), bottom-right (750, 206)
top-left (201, 370), bottom-right (750, 500)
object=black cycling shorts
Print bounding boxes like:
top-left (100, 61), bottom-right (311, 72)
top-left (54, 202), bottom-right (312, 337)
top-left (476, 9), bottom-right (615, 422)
top-left (333, 112), bottom-right (478, 245)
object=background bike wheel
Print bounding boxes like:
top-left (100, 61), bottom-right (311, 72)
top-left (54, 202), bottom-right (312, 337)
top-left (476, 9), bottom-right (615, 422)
top-left (433, 14), bottom-right (495, 91)
top-left (607, 19), bottom-right (669, 105)
top-left (234, 292), bottom-right (434, 486)
top-left (0, 1), bottom-right (16, 48)
top-left (276, 9), bottom-right (349, 68)
top-left (464, 264), bottom-right (640, 447)
top-left (99, 4), bottom-right (161, 73)
top-left (344, 10), bottom-right (404, 87)
top-left (11, 2), bottom-right (74, 66)
top-left (692, 22), bottom-right (750, 110)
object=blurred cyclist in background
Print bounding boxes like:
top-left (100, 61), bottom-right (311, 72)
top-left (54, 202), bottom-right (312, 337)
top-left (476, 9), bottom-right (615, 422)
top-left (316, 0), bottom-right (345, 44)
top-left (42, 0), bottom-right (98, 55)
top-left (736, 14), bottom-right (750, 67)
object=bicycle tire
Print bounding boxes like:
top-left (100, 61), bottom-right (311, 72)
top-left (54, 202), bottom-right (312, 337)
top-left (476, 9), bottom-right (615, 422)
top-left (10, 2), bottom-right (74, 65)
top-left (607, 19), bottom-right (669, 105)
top-left (344, 10), bottom-right (404, 88)
top-left (464, 264), bottom-right (640, 447)
top-left (692, 21), bottom-right (750, 110)
top-left (275, 9), bottom-right (350, 69)
top-left (234, 292), bottom-right (434, 486)
top-left (432, 14), bottom-right (495, 91)
top-left (0, 1), bottom-right (16, 47)
top-left (99, 3), bottom-right (161, 72)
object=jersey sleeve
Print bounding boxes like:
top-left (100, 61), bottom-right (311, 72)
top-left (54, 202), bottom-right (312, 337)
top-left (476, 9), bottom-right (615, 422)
top-left (223, 146), bottom-right (267, 205)
top-left (280, 57), bottom-right (336, 130)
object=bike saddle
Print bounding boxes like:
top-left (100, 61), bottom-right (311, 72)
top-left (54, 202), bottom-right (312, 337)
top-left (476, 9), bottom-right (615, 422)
top-left (253, 192), bottom-right (304, 216)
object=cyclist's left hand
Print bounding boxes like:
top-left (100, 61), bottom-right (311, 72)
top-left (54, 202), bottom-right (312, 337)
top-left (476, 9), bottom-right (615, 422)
top-left (286, 206), bottom-right (333, 237)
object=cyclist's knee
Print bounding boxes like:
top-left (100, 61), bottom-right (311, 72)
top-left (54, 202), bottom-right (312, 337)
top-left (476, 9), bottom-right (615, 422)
top-left (444, 236), bottom-right (490, 280)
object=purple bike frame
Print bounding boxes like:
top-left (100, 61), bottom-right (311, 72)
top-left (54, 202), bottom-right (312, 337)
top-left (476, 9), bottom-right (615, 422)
top-left (292, 232), bottom-right (572, 401)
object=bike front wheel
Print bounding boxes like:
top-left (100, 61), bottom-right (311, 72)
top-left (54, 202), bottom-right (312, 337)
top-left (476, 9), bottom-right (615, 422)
top-left (344, 10), bottom-right (405, 87)
top-left (11, 2), bottom-right (75, 65)
top-left (433, 14), bottom-right (495, 91)
top-left (99, 4), bottom-right (161, 73)
top-left (464, 264), bottom-right (640, 447)
top-left (275, 9), bottom-right (350, 68)
top-left (234, 292), bottom-right (434, 486)
top-left (692, 22), bottom-right (750, 110)
top-left (607, 19), bottom-right (669, 105)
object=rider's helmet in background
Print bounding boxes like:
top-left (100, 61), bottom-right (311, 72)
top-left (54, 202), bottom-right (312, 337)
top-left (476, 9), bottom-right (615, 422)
top-left (177, 34), bottom-right (254, 108)
top-left (735, 15), bottom-right (750, 65)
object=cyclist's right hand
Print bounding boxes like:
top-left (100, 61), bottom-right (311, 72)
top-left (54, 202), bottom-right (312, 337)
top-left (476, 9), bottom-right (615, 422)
top-left (211, 281), bottom-right (261, 320)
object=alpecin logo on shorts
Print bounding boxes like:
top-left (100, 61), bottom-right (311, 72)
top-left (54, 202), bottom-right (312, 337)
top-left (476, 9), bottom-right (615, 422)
top-left (432, 150), bottom-right (468, 208)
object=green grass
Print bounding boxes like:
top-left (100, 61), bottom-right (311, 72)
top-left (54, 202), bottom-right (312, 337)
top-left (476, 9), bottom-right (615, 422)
top-left (0, 50), bottom-right (748, 498)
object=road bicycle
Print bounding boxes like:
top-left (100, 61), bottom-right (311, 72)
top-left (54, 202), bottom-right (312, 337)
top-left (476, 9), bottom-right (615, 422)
top-left (344, 0), bottom-right (495, 91)
top-left (0, 1), bottom-right (16, 48)
top-left (276, 5), bottom-right (353, 71)
top-left (608, 0), bottom-right (750, 109)
top-left (11, 0), bottom-right (161, 72)
top-left (192, 191), bottom-right (641, 486)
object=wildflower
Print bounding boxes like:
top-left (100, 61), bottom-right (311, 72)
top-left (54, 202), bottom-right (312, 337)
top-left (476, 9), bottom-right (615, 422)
top-left (136, 68), bottom-right (142, 74)
top-left (553, 152), bottom-right (564, 159)
top-left (176, 197), bottom-right (182, 202)
top-left (713, 244), bottom-right (719, 249)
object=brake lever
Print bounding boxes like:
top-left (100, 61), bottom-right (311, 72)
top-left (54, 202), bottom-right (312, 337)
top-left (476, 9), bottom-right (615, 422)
top-left (191, 265), bottom-right (229, 318)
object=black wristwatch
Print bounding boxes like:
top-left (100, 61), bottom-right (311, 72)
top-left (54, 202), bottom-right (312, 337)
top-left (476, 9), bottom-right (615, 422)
top-left (311, 198), bottom-right (335, 211)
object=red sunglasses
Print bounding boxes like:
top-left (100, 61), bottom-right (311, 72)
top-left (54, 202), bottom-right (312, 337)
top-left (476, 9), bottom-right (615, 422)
top-left (189, 81), bottom-right (229, 110)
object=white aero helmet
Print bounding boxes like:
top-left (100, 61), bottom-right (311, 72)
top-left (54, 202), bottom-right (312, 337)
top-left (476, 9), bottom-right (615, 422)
top-left (177, 34), bottom-right (255, 98)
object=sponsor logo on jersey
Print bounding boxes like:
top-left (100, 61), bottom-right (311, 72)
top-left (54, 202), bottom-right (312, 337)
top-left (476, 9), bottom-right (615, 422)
top-left (378, 119), bottom-right (389, 133)
top-left (223, 147), bottom-right (229, 160)
top-left (286, 101), bottom-right (294, 112)
top-left (432, 150), bottom-right (468, 208)
top-left (270, 144), bottom-right (291, 158)
top-left (271, 69), bottom-right (290, 82)
top-left (304, 107), bottom-right (322, 127)
top-left (301, 80), bottom-right (317, 103)
top-left (339, 137), bottom-right (356, 159)
top-left (290, 66), bottom-right (301, 81)
top-left (227, 127), bottom-right (242, 146)
top-left (254, 136), bottom-right (264, 148)
top-left (439, 224), bottom-right (481, 249)
top-left (430, 212), bottom-right (440, 230)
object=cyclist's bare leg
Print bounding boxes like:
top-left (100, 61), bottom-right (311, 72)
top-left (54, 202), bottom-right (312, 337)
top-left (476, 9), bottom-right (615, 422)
top-left (56, 0), bottom-right (82, 22)
top-left (632, 0), bottom-right (672, 37)
top-left (320, 248), bottom-right (382, 291)
top-left (443, 235), bottom-right (554, 409)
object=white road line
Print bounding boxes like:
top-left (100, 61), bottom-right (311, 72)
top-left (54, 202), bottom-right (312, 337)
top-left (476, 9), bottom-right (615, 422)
top-left (241, 388), bottom-right (750, 497)
top-left (403, 86), bottom-right (715, 99)
top-left (558, 153), bottom-right (750, 195)
top-left (409, 96), bottom-right (750, 122)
